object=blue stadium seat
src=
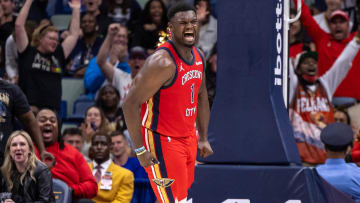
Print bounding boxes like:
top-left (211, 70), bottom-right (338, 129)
top-left (66, 94), bottom-right (94, 123)
top-left (60, 100), bottom-right (67, 120)
top-left (53, 179), bottom-right (72, 203)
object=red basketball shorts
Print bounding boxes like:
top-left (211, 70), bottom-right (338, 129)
top-left (141, 127), bottom-right (198, 202)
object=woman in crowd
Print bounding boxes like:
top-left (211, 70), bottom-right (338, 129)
top-left (131, 0), bottom-right (168, 54)
top-left (80, 106), bottom-right (109, 157)
top-left (36, 109), bottom-right (98, 200)
top-left (15, 0), bottom-right (80, 114)
top-left (96, 85), bottom-right (127, 132)
top-left (0, 131), bottom-right (55, 202)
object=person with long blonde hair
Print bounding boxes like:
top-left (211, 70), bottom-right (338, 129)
top-left (0, 130), bottom-right (55, 202)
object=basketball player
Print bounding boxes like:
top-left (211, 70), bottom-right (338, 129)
top-left (122, 2), bottom-right (213, 203)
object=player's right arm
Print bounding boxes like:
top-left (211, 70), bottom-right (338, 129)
top-left (123, 50), bottom-right (175, 168)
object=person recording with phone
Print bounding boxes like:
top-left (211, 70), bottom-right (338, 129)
top-left (79, 106), bottom-right (109, 158)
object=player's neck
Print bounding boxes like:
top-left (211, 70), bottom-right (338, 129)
top-left (172, 40), bottom-right (193, 62)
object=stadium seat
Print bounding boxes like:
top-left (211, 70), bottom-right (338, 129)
top-left (66, 94), bottom-right (94, 123)
top-left (53, 179), bottom-right (72, 203)
top-left (50, 14), bottom-right (72, 31)
top-left (61, 78), bottom-right (86, 118)
top-left (60, 100), bottom-right (67, 120)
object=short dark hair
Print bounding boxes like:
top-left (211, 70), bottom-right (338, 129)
top-left (63, 127), bottom-right (82, 137)
top-left (109, 131), bottom-right (126, 139)
top-left (91, 131), bottom-right (112, 145)
top-left (168, 2), bottom-right (196, 20)
top-left (325, 143), bottom-right (352, 152)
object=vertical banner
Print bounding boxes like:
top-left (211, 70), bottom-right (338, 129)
top-left (199, 0), bottom-right (300, 164)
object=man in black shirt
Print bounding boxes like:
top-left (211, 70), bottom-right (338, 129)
top-left (0, 79), bottom-right (53, 165)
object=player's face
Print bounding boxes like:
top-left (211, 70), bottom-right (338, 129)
top-left (92, 135), bottom-right (110, 163)
top-left (169, 10), bottom-right (199, 48)
top-left (37, 109), bottom-right (58, 146)
top-left (298, 57), bottom-right (318, 76)
top-left (329, 16), bottom-right (349, 41)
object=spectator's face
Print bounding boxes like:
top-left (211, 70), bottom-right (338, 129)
top-left (85, 107), bottom-right (102, 128)
top-left (1, 0), bottom-right (14, 16)
top-left (289, 14), bottom-right (301, 36)
top-left (329, 17), bottom-right (349, 41)
top-left (92, 135), bottom-right (110, 163)
top-left (84, 0), bottom-right (100, 12)
top-left (325, 0), bottom-right (342, 11)
top-left (37, 109), bottom-right (58, 146)
top-left (169, 11), bottom-right (199, 48)
top-left (129, 57), bottom-right (145, 78)
top-left (150, 0), bottom-right (163, 24)
top-left (111, 135), bottom-right (127, 157)
top-left (100, 86), bottom-right (119, 108)
top-left (39, 31), bottom-right (59, 53)
top-left (81, 14), bottom-right (97, 35)
top-left (297, 57), bottom-right (318, 76)
top-left (334, 111), bottom-right (349, 124)
top-left (10, 135), bottom-right (30, 164)
top-left (64, 134), bottom-right (83, 151)
top-left (112, 27), bottom-right (128, 46)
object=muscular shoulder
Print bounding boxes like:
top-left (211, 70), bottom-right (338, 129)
top-left (146, 49), bottom-right (175, 72)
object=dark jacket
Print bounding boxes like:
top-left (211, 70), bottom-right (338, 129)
top-left (1, 160), bottom-right (55, 203)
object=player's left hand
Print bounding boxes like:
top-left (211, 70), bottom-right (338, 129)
top-left (198, 139), bottom-right (213, 158)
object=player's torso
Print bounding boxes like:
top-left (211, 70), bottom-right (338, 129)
top-left (141, 41), bottom-right (205, 137)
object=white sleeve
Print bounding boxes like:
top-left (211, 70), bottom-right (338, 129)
top-left (5, 36), bottom-right (19, 78)
top-left (112, 68), bottom-right (132, 106)
top-left (289, 57), bottom-right (299, 103)
top-left (320, 39), bottom-right (360, 100)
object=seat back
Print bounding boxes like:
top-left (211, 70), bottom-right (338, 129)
top-left (53, 178), bottom-right (72, 203)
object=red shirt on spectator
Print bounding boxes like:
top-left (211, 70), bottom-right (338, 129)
top-left (295, 0), bottom-right (360, 100)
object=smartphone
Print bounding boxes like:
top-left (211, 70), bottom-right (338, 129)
top-left (90, 122), bottom-right (97, 131)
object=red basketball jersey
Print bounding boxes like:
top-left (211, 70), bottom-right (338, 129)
top-left (141, 41), bottom-right (205, 138)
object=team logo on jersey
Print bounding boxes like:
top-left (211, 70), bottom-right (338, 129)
top-left (195, 61), bottom-right (202, 66)
top-left (152, 178), bottom-right (175, 188)
top-left (180, 63), bottom-right (185, 71)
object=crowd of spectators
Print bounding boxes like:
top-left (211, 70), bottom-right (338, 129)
top-left (4, 0), bottom-right (360, 202)
top-left (0, 0), bottom-right (217, 202)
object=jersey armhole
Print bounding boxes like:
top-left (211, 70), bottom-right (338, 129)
top-left (196, 47), bottom-right (206, 72)
top-left (157, 47), bottom-right (178, 89)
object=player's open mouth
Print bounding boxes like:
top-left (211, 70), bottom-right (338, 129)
top-left (184, 32), bottom-right (194, 41)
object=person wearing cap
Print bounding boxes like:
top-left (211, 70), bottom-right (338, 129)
top-left (97, 24), bottom-right (148, 106)
top-left (289, 31), bottom-right (360, 165)
top-left (313, 0), bottom-right (353, 34)
top-left (294, 0), bottom-right (360, 102)
top-left (316, 123), bottom-right (360, 202)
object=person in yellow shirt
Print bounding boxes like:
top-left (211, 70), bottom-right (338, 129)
top-left (89, 131), bottom-right (134, 203)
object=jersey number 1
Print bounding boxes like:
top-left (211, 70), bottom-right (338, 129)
top-left (191, 84), bottom-right (195, 104)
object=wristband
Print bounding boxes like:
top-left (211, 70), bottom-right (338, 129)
top-left (134, 146), bottom-right (146, 154)
top-left (136, 150), bottom-right (147, 156)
